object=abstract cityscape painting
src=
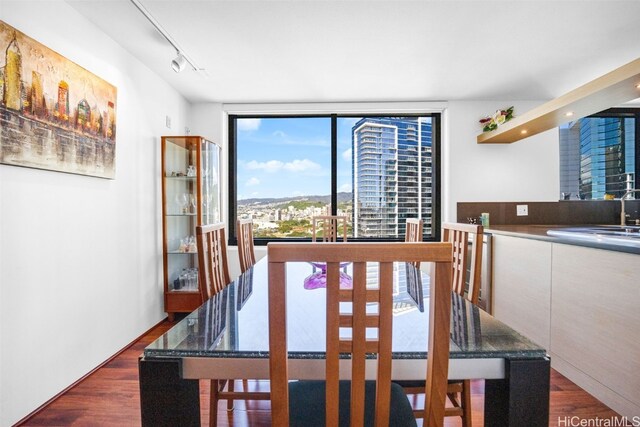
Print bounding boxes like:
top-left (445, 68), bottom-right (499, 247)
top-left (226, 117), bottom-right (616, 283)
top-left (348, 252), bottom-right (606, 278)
top-left (0, 20), bottom-right (117, 179)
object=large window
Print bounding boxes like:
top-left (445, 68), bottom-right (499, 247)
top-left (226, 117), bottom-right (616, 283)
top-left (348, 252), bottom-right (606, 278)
top-left (229, 113), bottom-right (441, 244)
top-left (559, 108), bottom-right (639, 200)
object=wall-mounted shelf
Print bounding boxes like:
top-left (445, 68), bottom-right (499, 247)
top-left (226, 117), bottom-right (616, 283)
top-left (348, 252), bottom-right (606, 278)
top-left (477, 58), bottom-right (640, 144)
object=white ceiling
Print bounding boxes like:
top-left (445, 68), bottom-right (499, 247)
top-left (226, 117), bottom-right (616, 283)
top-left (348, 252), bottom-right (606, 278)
top-left (67, 0), bottom-right (640, 104)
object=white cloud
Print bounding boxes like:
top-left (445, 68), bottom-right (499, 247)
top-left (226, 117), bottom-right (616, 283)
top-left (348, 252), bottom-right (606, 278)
top-left (283, 159), bottom-right (321, 172)
top-left (292, 190), bottom-right (304, 197)
top-left (244, 158), bottom-right (321, 173)
top-left (237, 118), bottom-right (261, 131)
top-left (338, 183), bottom-right (352, 192)
top-left (342, 148), bottom-right (352, 161)
top-left (245, 177), bottom-right (260, 186)
top-left (272, 130), bottom-right (287, 138)
top-left (245, 160), bottom-right (284, 173)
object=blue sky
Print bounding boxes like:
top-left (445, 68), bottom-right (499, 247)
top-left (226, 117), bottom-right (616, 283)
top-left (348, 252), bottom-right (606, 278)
top-left (237, 117), bottom-right (359, 199)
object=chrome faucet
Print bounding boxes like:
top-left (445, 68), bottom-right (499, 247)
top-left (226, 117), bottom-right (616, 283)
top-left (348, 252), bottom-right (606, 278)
top-left (620, 189), bottom-right (640, 225)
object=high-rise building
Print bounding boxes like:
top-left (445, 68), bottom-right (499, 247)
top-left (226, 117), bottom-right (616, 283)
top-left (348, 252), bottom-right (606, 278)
top-left (3, 32), bottom-right (22, 111)
top-left (57, 80), bottom-right (70, 121)
top-left (560, 116), bottom-right (635, 200)
top-left (0, 67), bottom-right (4, 98)
top-left (559, 122), bottom-right (581, 198)
top-left (352, 117), bottom-right (433, 238)
top-left (31, 71), bottom-right (45, 117)
top-left (76, 98), bottom-right (91, 129)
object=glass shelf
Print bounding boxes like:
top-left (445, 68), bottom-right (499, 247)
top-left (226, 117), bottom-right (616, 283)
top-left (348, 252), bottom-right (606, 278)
top-left (167, 251), bottom-right (198, 255)
top-left (165, 176), bottom-right (197, 181)
top-left (166, 213), bottom-right (197, 217)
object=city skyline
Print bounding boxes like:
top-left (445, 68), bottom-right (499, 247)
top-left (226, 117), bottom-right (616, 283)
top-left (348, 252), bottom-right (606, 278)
top-left (0, 21), bottom-right (117, 123)
top-left (0, 20), bottom-right (117, 179)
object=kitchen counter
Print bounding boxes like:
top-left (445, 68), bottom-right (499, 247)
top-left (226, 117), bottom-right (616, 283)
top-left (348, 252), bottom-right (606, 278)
top-left (485, 224), bottom-right (640, 255)
top-left (488, 225), bottom-right (640, 418)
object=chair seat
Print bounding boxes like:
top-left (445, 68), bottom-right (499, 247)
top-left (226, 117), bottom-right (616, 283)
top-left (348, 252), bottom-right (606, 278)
top-left (288, 380), bottom-right (417, 427)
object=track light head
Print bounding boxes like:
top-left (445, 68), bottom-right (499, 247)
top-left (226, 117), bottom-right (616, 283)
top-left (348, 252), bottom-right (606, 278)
top-left (171, 53), bottom-right (187, 73)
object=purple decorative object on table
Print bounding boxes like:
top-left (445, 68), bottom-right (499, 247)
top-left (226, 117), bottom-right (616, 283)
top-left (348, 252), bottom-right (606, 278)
top-left (304, 262), bottom-right (352, 290)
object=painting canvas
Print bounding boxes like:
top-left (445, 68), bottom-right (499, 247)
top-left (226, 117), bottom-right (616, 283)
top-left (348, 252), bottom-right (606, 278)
top-left (0, 20), bottom-right (117, 179)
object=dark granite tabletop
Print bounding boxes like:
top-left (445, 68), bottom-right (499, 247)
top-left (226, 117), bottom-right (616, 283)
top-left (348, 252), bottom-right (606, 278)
top-left (145, 259), bottom-right (545, 361)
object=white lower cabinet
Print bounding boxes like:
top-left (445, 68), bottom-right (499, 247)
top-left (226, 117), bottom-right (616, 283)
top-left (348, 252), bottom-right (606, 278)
top-left (492, 234), bottom-right (640, 418)
top-left (551, 243), bottom-right (640, 417)
top-left (492, 235), bottom-right (552, 349)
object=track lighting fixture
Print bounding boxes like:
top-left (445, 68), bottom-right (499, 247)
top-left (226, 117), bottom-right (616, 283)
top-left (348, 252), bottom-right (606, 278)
top-left (171, 52), bottom-right (187, 73)
top-left (130, 0), bottom-right (202, 74)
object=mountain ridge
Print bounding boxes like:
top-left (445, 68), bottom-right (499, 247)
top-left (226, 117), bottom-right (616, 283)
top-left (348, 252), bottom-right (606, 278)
top-left (238, 192), bottom-right (352, 206)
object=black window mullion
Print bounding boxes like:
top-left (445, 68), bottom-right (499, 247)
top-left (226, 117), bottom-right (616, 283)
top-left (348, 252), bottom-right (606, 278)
top-left (331, 114), bottom-right (338, 216)
top-left (228, 115), bottom-right (237, 245)
top-left (432, 114), bottom-right (442, 242)
top-left (635, 110), bottom-right (640, 190)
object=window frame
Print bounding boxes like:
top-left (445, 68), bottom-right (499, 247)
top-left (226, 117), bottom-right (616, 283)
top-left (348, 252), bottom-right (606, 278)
top-left (228, 112), bottom-right (441, 245)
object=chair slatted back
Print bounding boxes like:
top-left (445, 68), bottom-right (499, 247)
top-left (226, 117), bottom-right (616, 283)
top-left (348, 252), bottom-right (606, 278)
top-left (312, 215), bottom-right (348, 242)
top-left (405, 218), bottom-right (424, 243)
top-left (237, 219), bottom-right (256, 273)
top-left (196, 223), bottom-right (231, 300)
top-left (441, 222), bottom-right (483, 304)
top-left (405, 218), bottom-right (424, 269)
top-left (268, 242), bottom-right (453, 427)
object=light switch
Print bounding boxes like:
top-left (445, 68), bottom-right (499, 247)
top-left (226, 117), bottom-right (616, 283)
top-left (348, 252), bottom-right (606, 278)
top-left (516, 204), bottom-right (529, 216)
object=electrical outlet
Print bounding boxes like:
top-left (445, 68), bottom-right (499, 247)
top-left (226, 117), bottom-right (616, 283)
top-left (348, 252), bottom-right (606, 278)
top-left (516, 204), bottom-right (529, 216)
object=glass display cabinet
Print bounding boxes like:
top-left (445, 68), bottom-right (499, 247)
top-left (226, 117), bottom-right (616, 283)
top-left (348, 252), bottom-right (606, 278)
top-left (161, 136), bottom-right (221, 320)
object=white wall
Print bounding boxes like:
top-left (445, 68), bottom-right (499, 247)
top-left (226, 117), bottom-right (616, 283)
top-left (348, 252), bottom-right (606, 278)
top-left (446, 101), bottom-right (560, 220)
top-left (0, 2), bottom-right (190, 425)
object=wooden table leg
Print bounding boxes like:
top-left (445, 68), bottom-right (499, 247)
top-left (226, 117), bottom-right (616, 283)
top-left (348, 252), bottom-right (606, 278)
top-left (484, 357), bottom-right (550, 427)
top-left (139, 357), bottom-right (200, 427)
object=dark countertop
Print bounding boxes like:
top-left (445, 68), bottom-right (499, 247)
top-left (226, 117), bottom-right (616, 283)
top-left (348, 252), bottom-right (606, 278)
top-left (485, 225), bottom-right (640, 255)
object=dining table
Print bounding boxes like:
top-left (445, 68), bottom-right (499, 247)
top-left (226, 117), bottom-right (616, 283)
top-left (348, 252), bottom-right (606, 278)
top-left (139, 257), bottom-right (550, 427)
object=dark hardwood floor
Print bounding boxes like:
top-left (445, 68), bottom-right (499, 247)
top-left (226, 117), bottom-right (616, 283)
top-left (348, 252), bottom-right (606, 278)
top-left (20, 319), bottom-right (627, 427)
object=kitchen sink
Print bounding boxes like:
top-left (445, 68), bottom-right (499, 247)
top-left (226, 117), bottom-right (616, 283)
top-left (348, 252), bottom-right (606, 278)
top-left (546, 226), bottom-right (640, 248)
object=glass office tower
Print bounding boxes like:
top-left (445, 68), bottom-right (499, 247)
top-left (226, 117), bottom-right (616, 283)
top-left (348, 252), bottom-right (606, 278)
top-left (352, 117), bottom-right (433, 238)
top-left (560, 115), bottom-right (635, 200)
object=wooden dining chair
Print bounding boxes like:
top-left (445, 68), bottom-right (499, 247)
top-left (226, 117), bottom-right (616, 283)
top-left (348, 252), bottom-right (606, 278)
top-left (405, 218), bottom-right (424, 243)
top-left (267, 242), bottom-right (453, 427)
top-left (442, 222), bottom-right (484, 305)
top-left (196, 223), bottom-right (231, 301)
top-left (441, 222), bottom-right (483, 426)
top-left (311, 215), bottom-right (348, 242)
top-left (237, 218), bottom-right (256, 273)
top-left (400, 222), bottom-right (484, 426)
top-left (405, 218), bottom-right (424, 268)
top-left (196, 223), bottom-right (269, 427)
